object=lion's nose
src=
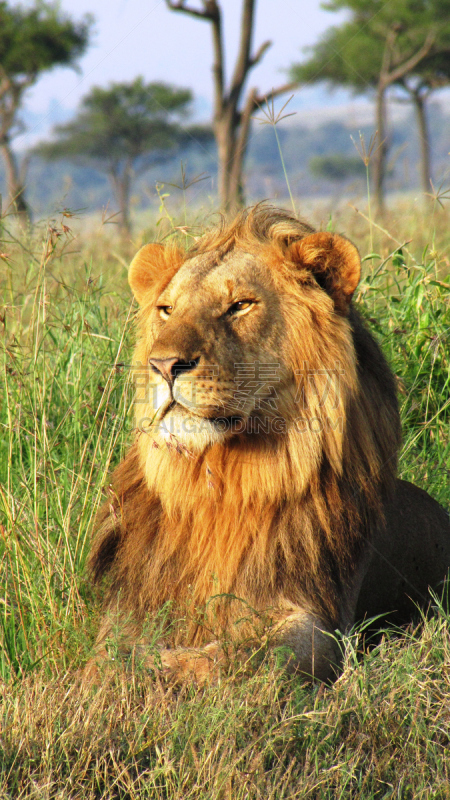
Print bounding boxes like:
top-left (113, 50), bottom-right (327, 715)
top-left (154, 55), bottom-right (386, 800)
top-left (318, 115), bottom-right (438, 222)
top-left (148, 357), bottom-right (199, 385)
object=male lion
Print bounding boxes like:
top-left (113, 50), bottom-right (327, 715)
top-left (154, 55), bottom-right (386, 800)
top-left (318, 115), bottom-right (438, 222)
top-left (89, 206), bottom-right (450, 682)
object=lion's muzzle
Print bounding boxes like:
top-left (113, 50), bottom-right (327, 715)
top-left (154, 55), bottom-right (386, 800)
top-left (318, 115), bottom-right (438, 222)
top-left (148, 356), bottom-right (200, 386)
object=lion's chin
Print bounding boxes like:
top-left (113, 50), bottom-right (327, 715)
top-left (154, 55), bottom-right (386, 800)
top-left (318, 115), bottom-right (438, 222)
top-left (153, 405), bottom-right (247, 452)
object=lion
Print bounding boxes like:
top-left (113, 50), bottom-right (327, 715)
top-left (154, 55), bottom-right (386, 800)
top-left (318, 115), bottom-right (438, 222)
top-left (88, 205), bottom-right (450, 682)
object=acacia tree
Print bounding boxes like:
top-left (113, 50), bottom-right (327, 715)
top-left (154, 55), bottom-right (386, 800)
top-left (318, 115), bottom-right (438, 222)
top-left (399, 53), bottom-right (450, 195)
top-left (166, 0), bottom-right (296, 213)
top-left (37, 78), bottom-right (192, 234)
top-left (0, 1), bottom-right (91, 221)
top-left (291, 0), bottom-right (450, 212)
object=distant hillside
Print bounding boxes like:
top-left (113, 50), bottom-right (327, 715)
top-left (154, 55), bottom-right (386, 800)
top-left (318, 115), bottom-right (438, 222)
top-left (1, 104), bottom-right (449, 220)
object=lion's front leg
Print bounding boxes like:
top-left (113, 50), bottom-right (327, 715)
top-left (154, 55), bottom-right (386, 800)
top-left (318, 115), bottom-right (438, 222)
top-left (144, 610), bottom-right (341, 684)
top-left (271, 610), bottom-right (341, 681)
top-left (84, 609), bottom-right (340, 686)
top-left (83, 640), bottom-right (226, 687)
top-left (147, 611), bottom-right (340, 683)
top-left (135, 641), bottom-right (225, 684)
top-left (84, 612), bottom-right (228, 686)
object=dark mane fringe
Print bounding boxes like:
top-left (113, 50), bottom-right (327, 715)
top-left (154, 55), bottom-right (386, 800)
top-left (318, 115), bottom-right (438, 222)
top-left (89, 444), bottom-right (145, 585)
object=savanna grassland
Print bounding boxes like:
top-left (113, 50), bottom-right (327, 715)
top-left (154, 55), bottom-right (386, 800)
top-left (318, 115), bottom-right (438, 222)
top-left (1, 195), bottom-right (450, 799)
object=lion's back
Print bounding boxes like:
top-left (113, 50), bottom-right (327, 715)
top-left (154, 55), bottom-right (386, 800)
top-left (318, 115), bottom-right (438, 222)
top-left (357, 479), bottom-right (450, 623)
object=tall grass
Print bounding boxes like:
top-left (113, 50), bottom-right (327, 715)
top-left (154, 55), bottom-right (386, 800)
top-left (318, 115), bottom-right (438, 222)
top-left (357, 240), bottom-right (450, 506)
top-left (0, 201), bottom-right (449, 797)
top-left (1, 219), bottom-right (136, 681)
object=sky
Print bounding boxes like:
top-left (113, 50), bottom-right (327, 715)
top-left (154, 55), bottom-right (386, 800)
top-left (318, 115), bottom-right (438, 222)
top-left (17, 0), bottom-right (353, 149)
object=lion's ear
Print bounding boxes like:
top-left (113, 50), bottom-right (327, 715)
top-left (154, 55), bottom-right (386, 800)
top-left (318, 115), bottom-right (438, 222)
top-left (128, 243), bottom-right (166, 304)
top-left (128, 243), bottom-right (183, 304)
top-left (287, 232), bottom-right (361, 313)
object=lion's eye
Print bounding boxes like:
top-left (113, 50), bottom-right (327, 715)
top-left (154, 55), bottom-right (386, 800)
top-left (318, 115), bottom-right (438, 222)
top-left (227, 300), bottom-right (254, 316)
top-left (158, 306), bottom-right (173, 319)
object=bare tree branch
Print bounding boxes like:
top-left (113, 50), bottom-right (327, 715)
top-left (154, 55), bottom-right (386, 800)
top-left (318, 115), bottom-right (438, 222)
top-left (255, 81), bottom-right (298, 108)
top-left (165, 0), bottom-right (224, 115)
top-left (230, 0), bottom-right (255, 90)
top-left (210, 3), bottom-right (224, 116)
top-left (165, 0), bottom-right (218, 21)
top-left (250, 39), bottom-right (272, 68)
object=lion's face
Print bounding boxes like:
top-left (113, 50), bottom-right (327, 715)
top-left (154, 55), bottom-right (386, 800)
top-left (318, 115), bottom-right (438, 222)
top-left (134, 248), bottom-right (294, 451)
top-left (129, 213), bottom-right (361, 454)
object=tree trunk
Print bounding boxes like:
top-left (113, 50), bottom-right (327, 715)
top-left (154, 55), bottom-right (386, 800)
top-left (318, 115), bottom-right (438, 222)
top-left (110, 161), bottom-right (132, 235)
top-left (412, 90), bottom-right (431, 196)
top-left (118, 169), bottom-right (131, 235)
top-left (373, 82), bottom-right (388, 216)
top-left (227, 88), bottom-right (257, 212)
top-left (215, 108), bottom-right (243, 213)
top-left (227, 138), bottom-right (246, 212)
top-left (0, 139), bottom-right (30, 224)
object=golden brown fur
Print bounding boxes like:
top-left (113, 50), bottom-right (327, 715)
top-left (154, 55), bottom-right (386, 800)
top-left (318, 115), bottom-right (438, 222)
top-left (89, 205), bottom-right (450, 681)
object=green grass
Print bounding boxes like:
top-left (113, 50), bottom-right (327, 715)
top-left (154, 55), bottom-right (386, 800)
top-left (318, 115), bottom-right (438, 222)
top-left (0, 203), bottom-right (449, 798)
top-left (356, 241), bottom-right (450, 505)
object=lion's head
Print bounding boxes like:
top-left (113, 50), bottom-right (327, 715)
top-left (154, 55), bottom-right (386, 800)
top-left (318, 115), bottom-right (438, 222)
top-left (130, 207), bottom-right (398, 486)
top-left (91, 206), bottom-right (401, 641)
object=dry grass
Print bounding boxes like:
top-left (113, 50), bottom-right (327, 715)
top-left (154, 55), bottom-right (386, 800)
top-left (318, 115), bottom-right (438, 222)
top-left (2, 614), bottom-right (450, 798)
